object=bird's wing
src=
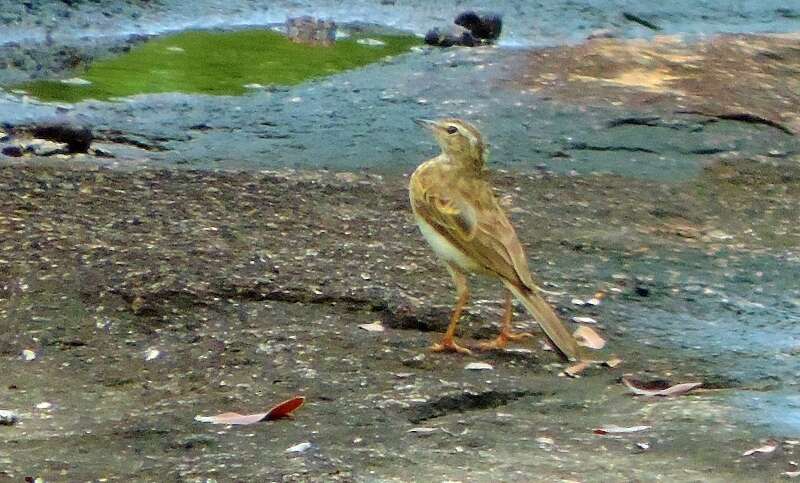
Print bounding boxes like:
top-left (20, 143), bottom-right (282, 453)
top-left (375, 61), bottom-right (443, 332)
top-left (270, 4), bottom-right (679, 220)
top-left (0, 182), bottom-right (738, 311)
top-left (412, 174), bottom-right (534, 287)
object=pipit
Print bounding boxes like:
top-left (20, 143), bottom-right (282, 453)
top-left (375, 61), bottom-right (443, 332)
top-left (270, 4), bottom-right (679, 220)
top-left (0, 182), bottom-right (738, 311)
top-left (409, 118), bottom-right (580, 361)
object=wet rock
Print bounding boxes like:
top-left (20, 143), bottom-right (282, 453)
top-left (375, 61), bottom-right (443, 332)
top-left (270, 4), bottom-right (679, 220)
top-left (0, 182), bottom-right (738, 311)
top-left (286, 16), bottom-right (336, 46)
top-left (0, 410), bottom-right (19, 425)
top-left (454, 11), bottom-right (503, 41)
top-left (424, 25), bottom-right (478, 48)
top-left (89, 146), bottom-right (114, 158)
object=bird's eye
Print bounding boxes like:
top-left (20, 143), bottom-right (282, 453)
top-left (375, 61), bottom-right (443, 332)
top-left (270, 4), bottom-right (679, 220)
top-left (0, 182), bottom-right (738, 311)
top-left (446, 126), bottom-right (458, 134)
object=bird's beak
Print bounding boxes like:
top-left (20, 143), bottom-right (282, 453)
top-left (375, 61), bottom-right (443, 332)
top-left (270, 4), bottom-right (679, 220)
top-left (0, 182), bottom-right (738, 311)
top-left (414, 118), bottom-right (438, 130)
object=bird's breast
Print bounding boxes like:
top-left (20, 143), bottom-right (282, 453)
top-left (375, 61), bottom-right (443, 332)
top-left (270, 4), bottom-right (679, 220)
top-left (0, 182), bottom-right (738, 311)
top-left (415, 215), bottom-right (481, 272)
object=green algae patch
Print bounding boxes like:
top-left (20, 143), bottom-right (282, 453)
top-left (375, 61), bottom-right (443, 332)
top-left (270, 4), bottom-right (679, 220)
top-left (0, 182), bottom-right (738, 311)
top-left (17, 29), bottom-right (421, 102)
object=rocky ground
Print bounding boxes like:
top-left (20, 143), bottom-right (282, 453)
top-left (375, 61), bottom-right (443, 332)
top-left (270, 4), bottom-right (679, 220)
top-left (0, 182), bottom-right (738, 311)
top-left (1, 156), bottom-right (799, 481)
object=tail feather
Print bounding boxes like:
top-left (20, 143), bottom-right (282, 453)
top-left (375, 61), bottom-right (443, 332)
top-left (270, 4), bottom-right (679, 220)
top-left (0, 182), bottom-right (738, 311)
top-left (506, 282), bottom-right (581, 361)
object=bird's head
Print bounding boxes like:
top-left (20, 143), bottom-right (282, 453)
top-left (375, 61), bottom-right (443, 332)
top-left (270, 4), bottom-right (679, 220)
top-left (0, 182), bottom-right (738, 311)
top-left (415, 118), bottom-right (487, 173)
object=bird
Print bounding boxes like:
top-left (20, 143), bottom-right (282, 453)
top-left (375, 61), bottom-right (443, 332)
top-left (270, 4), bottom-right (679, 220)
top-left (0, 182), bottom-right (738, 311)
top-left (409, 118), bottom-right (581, 361)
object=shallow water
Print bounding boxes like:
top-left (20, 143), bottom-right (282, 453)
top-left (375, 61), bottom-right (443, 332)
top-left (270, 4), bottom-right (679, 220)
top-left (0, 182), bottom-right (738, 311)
top-left (3, 0), bottom-right (799, 47)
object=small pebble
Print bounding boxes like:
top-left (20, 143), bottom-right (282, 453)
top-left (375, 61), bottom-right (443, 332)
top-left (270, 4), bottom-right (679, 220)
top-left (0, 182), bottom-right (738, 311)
top-left (60, 77), bottom-right (92, 86)
top-left (0, 410), bottom-right (19, 425)
top-left (358, 321), bottom-right (384, 332)
top-left (285, 442), bottom-right (312, 453)
top-left (465, 362), bottom-right (493, 371)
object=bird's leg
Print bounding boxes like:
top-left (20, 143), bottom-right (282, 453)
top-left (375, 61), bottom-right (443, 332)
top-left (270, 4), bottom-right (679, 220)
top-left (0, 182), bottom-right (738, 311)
top-left (431, 265), bottom-right (473, 355)
top-left (479, 289), bottom-right (534, 350)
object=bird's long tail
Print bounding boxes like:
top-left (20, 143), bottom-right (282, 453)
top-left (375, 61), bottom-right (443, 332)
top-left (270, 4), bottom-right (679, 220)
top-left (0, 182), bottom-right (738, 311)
top-left (505, 281), bottom-right (581, 361)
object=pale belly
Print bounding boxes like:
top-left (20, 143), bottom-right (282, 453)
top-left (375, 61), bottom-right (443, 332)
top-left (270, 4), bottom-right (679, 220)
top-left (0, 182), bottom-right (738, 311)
top-left (415, 215), bottom-right (481, 273)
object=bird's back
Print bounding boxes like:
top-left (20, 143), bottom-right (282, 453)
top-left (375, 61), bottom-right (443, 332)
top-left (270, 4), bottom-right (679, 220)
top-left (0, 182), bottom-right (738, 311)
top-left (409, 156), bottom-right (538, 289)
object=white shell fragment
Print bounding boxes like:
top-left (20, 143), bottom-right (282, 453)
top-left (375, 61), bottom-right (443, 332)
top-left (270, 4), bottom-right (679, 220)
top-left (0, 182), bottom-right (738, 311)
top-left (358, 321), bottom-right (385, 332)
top-left (285, 442), bottom-right (313, 453)
top-left (60, 77), bottom-right (92, 86)
top-left (356, 38), bottom-right (386, 46)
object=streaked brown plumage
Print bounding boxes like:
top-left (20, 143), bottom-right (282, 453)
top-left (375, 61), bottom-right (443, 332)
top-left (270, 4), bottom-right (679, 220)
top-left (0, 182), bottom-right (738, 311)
top-left (409, 118), bottom-right (581, 361)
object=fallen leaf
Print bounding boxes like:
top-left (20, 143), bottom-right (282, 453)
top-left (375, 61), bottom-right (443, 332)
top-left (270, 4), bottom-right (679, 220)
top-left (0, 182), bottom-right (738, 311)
top-left (22, 349), bottom-right (36, 361)
top-left (573, 326), bottom-right (606, 350)
top-left (408, 427), bottom-right (439, 434)
top-left (358, 321), bottom-right (384, 332)
top-left (563, 361), bottom-right (590, 378)
top-left (195, 396), bottom-right (305, 425)
top-left (593, 424), bottom-right (651, 435)
top-left (622, 376), bottom-right (702, 396)
top-left (195, 411), bottom-right (267, 425)
top-left (743, 441), bottom-right (778, 456)
top-left (604, 357), bottom-right (623, 368)
top-left (144, 348), bottom-right (160, 361)
top-left (265, 395), bottom-right (306, 420)
top-left (465, 362), bottom-right (493, 371)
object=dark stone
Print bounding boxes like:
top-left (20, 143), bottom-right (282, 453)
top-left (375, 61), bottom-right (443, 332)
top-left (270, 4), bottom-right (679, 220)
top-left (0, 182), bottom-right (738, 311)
top-left (454, 11), bottom-right (502, 40)
top-left (2, 145), bottom-right (23, 157)
top-left (424, 26), bottom-right (478, 48)
top-left (23, 123), bottom-right (92, 153)
top-left (635, 285), bottom-right (651, 297)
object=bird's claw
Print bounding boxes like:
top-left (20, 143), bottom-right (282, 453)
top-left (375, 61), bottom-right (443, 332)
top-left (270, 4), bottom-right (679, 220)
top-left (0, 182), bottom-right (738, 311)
top-left (431, 338), bottom-right (473, 355)
top-left (478, 331), bottom-right (535, 351)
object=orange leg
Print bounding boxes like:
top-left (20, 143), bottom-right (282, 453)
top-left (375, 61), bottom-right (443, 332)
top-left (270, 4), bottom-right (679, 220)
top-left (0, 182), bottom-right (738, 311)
top-left (479, 289), bottom-right (534, 351)
top-left (431, 264), bottom-right (473, 355)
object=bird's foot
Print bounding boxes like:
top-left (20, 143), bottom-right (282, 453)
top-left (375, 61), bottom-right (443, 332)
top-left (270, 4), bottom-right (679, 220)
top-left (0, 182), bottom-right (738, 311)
top-left (431, 337), bottom-right (473, 355)
top-left (478, 330), bottom-right (534, 351)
